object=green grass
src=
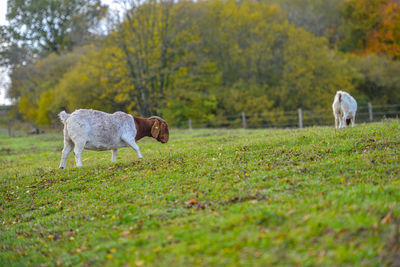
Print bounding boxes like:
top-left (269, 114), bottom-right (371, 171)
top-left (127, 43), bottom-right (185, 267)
top-left (1, 121), bottom-right (399, 266)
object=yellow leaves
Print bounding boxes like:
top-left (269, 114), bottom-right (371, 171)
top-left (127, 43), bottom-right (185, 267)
top-left (100, 76), bottom-right (109, 85)
top-left (18, 95), bottom-right (37, 122)
top-left (273, 233), bottom-right (285, 244)
top-left (36, 90), bottom-right (55, 125)
top-left (135, 260), bottom-right (145, 266)
top-left (302, 214), bottom-right (311, 222)
top-left (269, 4), bottom-right (281, 15)
top-left (115, 93), bottom-right (130, 104)
top-left (105, 248), bottom-right (117, 259)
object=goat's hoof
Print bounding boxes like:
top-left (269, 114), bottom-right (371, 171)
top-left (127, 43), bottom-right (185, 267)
top-left (59, 167), bottom-right (64, 169)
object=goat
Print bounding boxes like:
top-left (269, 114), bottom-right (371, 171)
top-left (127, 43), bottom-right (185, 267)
top-left (332, 91), bottom-right (357, 129)
top-left (58, 109), bottom-right (169, 169)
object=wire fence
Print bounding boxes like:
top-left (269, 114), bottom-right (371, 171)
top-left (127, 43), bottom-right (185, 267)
top-left (1, 103), bottom-right (399, 136)
top-left (170, 103), bottom-right (400, 129)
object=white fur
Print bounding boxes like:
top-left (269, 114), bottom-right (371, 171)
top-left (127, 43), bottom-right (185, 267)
top-left (58, 109), bottom-right (142, 169)
top-left (332, 91), bottom-right (357, 129)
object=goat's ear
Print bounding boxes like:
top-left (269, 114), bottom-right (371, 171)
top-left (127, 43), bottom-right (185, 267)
top-left (151, 120), bottom-right (161, 138)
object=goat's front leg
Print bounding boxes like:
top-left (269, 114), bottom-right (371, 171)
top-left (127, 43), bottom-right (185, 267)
top-left (122, 135), bottom-right (143, 159)
top-left (131, 142), bottom-right (143, 159)
top-left (111, 149), bottom-right (118, 162)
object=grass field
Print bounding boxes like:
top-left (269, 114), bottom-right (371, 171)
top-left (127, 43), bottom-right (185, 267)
top-left (1, 121), bottom-right (399, 266)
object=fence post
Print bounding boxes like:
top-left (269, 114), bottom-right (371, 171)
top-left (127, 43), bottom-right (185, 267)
top-left (8, 120), bottom-right (12, 137)
top-left (242, 112), bottom-right (247, 129)
top-left (188, 119), bottom-right (192, 130)
top-left (368, 102), bottom-right (373, 122)
top-left (298, 108), bottom-right (303, 128)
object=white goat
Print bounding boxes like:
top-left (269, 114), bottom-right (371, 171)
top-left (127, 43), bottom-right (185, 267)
top-left (332, 91), bottom-right (357, 129)
top-left (58, 109), bottom-right (169, 169)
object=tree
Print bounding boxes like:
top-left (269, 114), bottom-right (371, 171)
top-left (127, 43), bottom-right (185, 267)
top-left (106, 0), bottom-right (177, 116)
top-left (366, 1), bottom-right (400, 59)
top-left (263, 0), bottom-right (344, 40)
top-left (4, 0), bottom-right (107, 55)
top-left (0, 26), bottom-right (32, 70)
top-left (339, 0), bottom-right (400, 59)
top-left (52, 45), bottom-right (123, 114)
top-left (354, 54), bottom-right (400, 104)
top-left (9, 49), bottom-right (85, 125)
top-left (13, 0), bottom-right (372, 127)
top-left (277, 26), bottom-right (358, 111)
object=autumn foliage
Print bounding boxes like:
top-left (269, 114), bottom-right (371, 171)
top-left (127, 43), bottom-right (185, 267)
top-left (341, 0), bottom-right (400, 59)
top-left (2, 0), bottom-right (400, 126)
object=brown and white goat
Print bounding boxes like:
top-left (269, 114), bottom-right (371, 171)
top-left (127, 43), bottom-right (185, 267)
top-left (58, 109), bottom-right (169, 168)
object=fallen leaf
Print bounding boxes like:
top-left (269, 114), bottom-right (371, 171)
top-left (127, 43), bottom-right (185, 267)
top-left (381, 211), bottom-right (393, 224)
top-left (120, 231), bottom-right (131, 237)
top-left (135, 260), bottom-right (144, 266)
top-left (185, 198), bottom-right (197, 205)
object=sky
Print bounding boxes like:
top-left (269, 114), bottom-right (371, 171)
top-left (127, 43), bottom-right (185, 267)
top-left (0, 0), bottom-right (6, 25)
top-left (0, 0), bottom-right (10, 105)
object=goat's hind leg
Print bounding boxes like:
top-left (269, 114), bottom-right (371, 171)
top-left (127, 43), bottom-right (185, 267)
top-left (72, 140), bottom-right (85, 167)
top-left (334, 115), bottom-right (339, 129)
top-left (59, 138), bottom-right (74, 169)
top-left (341, 113), bottom-right (349, 128)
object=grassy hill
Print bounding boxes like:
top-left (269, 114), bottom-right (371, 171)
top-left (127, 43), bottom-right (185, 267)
top-left (1, 121), bottom-right (399, 266)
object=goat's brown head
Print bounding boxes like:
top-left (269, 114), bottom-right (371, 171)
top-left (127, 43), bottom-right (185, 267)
top-left (149, 116), bottom-right (169, 143)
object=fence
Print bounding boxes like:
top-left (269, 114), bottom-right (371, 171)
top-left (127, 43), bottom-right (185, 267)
top-left (1, 103), bottom-right (399, 135)
top-left (173, 103), bottom-right (400, 129)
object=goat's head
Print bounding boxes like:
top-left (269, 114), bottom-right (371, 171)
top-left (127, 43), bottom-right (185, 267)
top-left (149, 116), bottom-right (169, 143)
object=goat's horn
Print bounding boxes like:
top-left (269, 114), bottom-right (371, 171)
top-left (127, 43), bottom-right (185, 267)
top-left (149, 116), bottom-right (166, 123)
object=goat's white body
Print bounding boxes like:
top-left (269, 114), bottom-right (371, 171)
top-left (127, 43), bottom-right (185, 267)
top-left (59, 109), bottom-right (142, 168)
top-left (332, 91), bottom-right (357, 129)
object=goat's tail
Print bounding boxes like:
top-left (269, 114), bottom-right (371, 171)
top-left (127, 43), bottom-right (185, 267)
top-left (335, 91), bottom-right (342, 103)
top-left (58, 111), bottom-right (70, 124)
